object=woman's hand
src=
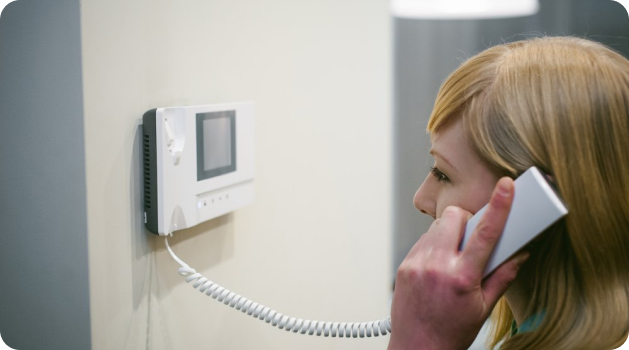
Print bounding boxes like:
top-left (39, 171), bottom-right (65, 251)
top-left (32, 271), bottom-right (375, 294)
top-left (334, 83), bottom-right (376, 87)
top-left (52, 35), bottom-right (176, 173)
top-left (388, 177), bottom-right (530, 350)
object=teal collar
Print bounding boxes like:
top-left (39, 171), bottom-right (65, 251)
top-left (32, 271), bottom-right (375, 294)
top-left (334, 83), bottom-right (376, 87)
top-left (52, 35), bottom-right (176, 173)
top-left (511, 310), bottom-right (546, 336)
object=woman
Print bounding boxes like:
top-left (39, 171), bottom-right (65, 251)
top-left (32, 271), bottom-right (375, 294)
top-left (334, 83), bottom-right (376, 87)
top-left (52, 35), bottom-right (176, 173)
top-left (388, 37), bottom-right (629, 350)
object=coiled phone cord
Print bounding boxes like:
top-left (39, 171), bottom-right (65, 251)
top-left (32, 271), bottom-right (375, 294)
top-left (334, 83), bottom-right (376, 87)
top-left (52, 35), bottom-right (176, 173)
top-left (165, 236), bottom-right (392, 338)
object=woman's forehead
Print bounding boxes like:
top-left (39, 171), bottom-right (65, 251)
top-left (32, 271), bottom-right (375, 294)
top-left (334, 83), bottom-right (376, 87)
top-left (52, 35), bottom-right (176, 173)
top-left (429, 119), bottom-right (477, 167)
top-left (430, 118), bottom-right (467, 148)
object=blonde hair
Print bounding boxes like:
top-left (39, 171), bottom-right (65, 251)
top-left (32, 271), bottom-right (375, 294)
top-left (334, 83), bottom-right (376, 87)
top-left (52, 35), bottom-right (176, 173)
top-left (428, 37), bottom-right (629, 349)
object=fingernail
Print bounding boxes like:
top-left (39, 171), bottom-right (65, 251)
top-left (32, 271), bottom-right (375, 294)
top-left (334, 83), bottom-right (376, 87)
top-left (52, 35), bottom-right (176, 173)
top-left (443, 206), bottom-right (456, 217)
top-left (498, 178), bottom-right (513, 196)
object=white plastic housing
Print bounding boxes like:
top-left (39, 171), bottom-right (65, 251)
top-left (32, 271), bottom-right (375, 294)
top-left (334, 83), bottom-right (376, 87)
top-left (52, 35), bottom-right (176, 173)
top-left (152, 102), bottom-right (254, 235)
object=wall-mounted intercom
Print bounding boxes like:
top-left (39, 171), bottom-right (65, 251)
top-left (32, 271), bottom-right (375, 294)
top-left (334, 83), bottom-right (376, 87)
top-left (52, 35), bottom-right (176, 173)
top-left (142, 102), bottom-right (254, 235)
top-left (140, 103), bottom-right (569, 340)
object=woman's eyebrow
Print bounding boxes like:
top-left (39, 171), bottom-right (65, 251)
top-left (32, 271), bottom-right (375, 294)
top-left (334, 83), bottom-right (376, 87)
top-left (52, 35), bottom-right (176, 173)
top-left (429, 149), bottom-right (457, 172)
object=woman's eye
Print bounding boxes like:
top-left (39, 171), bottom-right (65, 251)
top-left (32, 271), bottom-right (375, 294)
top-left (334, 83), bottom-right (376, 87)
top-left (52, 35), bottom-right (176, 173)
top-left (430, 166), bottom-right (449, 182)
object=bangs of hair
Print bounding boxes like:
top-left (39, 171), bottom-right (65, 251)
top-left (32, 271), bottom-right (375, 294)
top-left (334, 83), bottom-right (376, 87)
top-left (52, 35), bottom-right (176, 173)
top-left (427, 42), bottom-right (520, 177)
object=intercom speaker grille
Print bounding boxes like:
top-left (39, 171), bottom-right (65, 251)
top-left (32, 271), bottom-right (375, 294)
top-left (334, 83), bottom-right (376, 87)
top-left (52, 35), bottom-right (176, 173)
top-left (143, 134), bottom-right (152, 209)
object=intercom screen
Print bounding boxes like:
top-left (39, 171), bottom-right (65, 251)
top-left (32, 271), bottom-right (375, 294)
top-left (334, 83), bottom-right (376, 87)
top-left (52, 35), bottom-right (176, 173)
top-left (196, 111), bottom-right (237, 181)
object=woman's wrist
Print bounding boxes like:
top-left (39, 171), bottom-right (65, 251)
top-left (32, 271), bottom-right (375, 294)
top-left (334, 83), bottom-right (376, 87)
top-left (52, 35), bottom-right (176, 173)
top-left (387, 331), bottom-right (464, 350)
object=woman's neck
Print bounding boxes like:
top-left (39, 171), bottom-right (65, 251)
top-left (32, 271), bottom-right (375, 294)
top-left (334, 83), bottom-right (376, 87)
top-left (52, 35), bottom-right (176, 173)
top-left (504, 259), bottom-right (537, 326)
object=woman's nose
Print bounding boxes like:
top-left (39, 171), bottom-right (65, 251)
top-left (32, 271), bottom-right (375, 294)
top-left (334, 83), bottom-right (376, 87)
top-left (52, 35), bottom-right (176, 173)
top-left (414, 175), bottom-right (436, 219)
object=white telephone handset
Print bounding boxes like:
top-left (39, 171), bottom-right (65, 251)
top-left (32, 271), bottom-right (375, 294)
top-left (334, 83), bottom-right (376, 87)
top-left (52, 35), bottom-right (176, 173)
top-left (459, 167), bottom-right (568, 277)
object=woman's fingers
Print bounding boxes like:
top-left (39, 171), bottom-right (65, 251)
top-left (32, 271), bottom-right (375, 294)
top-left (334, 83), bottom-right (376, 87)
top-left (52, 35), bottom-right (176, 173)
top-left (458, 177), bottom-right (514, 281)
top-left (413, 206), bottom-right (470, 255)
top-left (388, 178), bottom-right (528, 350)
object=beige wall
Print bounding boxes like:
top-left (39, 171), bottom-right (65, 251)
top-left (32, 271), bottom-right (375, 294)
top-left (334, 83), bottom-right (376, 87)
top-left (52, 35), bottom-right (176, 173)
top-left (81, 1), bottom-right (392, 349)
